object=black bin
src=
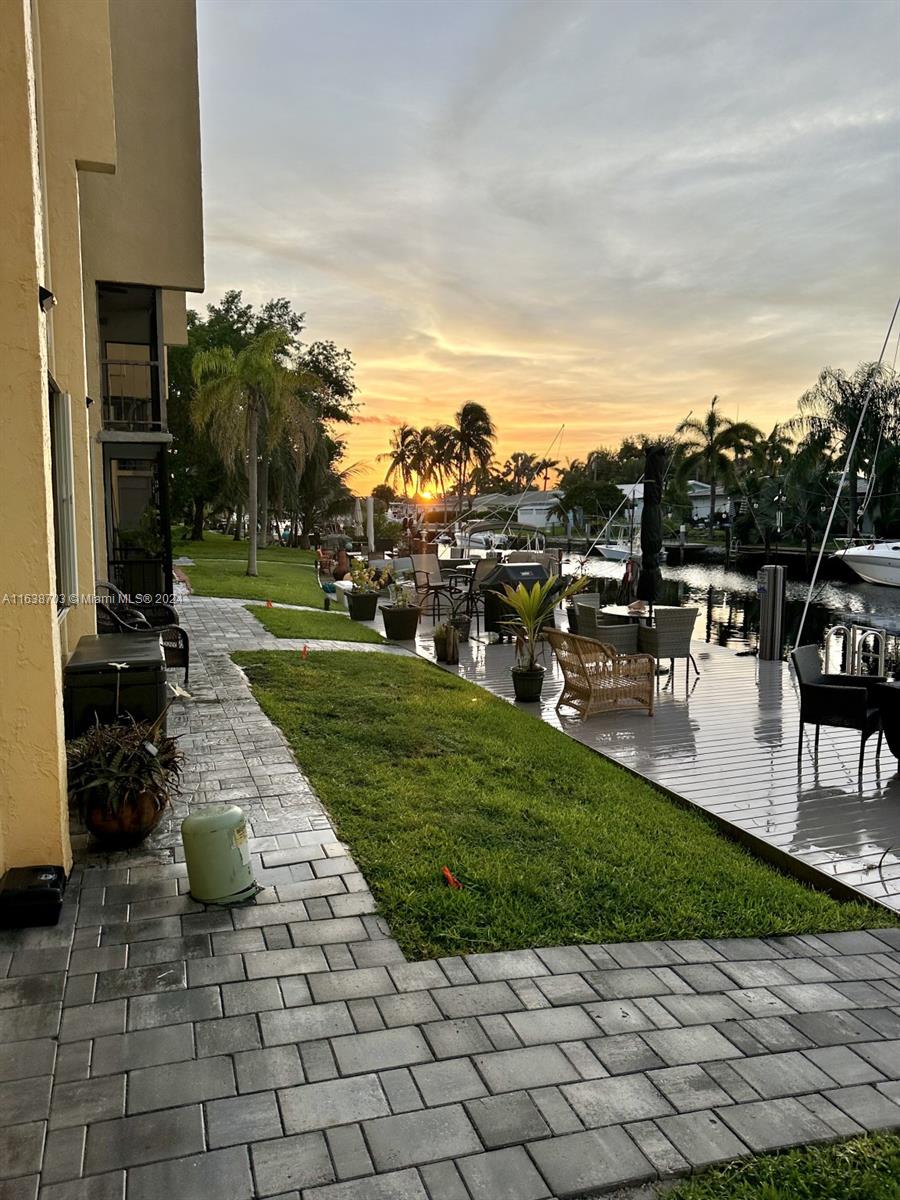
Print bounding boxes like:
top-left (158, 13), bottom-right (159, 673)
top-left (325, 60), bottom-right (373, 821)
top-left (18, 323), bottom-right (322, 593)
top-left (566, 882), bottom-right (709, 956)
top-left (481, 561), bottom-right (552, 640)
top-left (64, 633), bottom-right (167, 737)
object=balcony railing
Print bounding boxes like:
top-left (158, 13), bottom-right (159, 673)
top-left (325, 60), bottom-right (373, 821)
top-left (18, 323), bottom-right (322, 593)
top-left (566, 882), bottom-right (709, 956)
top-left (101, 359), bottom-right (162, 432)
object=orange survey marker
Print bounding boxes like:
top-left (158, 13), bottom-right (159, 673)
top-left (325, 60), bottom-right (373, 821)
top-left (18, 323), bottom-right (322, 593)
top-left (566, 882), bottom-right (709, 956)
top-left (442, 866), bottom-right (462, 890)
top-left (266, 599), bottom-right (273, 608)
top-left (302, 644), bottom-right (309, 659)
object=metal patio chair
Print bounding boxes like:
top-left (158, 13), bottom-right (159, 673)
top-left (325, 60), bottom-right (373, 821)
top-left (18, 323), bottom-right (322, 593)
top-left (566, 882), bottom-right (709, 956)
top-left (791, 644), bottom-right (884, 776)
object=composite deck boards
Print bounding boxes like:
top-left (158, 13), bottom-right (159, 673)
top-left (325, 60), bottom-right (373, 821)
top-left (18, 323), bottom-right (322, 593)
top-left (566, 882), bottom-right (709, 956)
top-left (413, 614), bottom-right (900, 912)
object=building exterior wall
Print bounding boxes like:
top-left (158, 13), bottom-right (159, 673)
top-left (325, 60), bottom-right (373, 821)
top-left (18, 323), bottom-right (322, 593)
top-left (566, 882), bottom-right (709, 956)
top-left (0, 0), bottom-right (203, 877)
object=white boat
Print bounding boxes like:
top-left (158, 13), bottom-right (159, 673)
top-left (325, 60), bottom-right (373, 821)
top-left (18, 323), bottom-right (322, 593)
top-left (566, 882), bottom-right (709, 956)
top-left (832, 541), bottom-right (900, 587)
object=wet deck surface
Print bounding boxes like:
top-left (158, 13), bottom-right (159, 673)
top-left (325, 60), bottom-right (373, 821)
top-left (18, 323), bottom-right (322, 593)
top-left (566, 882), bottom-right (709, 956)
top-left (413, 616), bottom-right (900, 913)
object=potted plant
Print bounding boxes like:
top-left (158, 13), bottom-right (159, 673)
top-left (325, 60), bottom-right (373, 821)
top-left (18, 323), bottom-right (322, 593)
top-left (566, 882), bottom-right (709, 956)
top-left (448, 594), bottom-right (472, 644)
top-left (67, 712), bottom-right (182, 847)
top-left (346, 560), bottom-right (380, 621)
top-left (381, 577), bottom-right (422, 640)
top-left (499, 575), bottom-right (589, 701)
top-left (433, 620), bottom-right (459, 664)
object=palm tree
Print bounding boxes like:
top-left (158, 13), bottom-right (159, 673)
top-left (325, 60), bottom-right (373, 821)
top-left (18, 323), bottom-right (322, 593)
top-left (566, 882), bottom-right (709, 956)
top-left (452, 402), bottom-right (496, 513)
top-left (380, 424), bottom-right (419, 496)
top-left (676, 397), bottom-right (760, 532)
top-left (536, 457), bottom-right (561, 491)
top-left (193, 329), bottom-right (309, 576)
top-left (789, 363), bottom-right (899, 537)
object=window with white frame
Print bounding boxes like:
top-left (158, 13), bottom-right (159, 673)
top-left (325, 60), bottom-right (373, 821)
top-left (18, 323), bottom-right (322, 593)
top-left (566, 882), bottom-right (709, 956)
top-left (48, 379), bottom-right (78, 609)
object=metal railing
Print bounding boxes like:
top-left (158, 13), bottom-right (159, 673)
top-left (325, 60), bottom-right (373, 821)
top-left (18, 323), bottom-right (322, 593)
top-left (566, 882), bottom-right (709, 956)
top-left (101, 359), bottom-right (161, 431)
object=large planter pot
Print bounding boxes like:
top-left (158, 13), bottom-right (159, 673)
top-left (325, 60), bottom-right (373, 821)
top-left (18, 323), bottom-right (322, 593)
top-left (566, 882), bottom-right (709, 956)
top-left (84, 788), bottom-right (168, 848)
top-left (382, 605), bottom-right (421, 640)
top-left (346, 591), bottom-right (378, 622)
top-left (565, 603), bottom-right (579, 634)
top-left (450, 614), bottom-right (471, 644)
top-left (511, 665), bottom-right (545, 702)
top-left (433, 625), bottom-right (459, 664)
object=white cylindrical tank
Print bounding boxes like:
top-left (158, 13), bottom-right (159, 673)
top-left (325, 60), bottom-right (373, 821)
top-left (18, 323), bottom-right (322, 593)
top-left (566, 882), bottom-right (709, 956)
top-left (181, 805), bottom-right (257, 904)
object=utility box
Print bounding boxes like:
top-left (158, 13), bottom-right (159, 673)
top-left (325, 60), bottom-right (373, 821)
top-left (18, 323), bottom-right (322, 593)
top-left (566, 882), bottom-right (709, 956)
top-left (757, 565), bottom-right (785, 661)
top-left (182, 805), bottom-right (257, 904)
top-left (0, 866), bottom-right (67, 928)
top-left (64, 633), bottom-right (166, 737)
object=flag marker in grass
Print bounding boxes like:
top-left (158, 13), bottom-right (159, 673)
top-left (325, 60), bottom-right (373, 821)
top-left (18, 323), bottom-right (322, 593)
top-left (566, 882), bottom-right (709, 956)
top-left (302, 645), bottom-right (309, 659)
top-left (442, 866), bottom-right (462, 889)
top-left (266, 599), bottom-right (273, 608)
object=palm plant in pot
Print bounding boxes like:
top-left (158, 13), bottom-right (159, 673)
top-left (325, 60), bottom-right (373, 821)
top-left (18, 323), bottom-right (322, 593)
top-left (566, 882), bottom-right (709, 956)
top-left (346, 560), bottom-right (380, 621)
top-left (67, 712), bottom-right (182, 848)
top-left (500, 575), bottom-right (589, 701)
top-left (380, 575), bottom-right (422, 640)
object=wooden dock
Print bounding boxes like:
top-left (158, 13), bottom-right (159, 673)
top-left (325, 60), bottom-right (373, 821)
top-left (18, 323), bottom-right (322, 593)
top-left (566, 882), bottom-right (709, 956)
top-left (414, 619), bottom-right (900, 913)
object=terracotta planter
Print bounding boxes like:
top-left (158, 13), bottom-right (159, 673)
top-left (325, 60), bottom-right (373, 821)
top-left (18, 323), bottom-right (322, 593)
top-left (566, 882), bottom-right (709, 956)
top-left (84, 787), bottom-right (168, 848)
top-left (382, 605), bottom-right (421, 640)
top-left (511, 665), bottom-right (545, 702)
top-left (346, 591), bottom-right (378, 621)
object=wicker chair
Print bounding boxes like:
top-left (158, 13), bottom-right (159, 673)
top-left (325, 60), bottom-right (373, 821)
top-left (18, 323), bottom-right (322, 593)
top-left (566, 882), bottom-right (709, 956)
top-left (546, 630), bottom-right (655, 717)
top-left (96, 601), bottom-right (190, 687)
top-left (96, 581), bottom-right (179, 629)
top-left (638, 607), bottom-right (699, 683)
top-left (791, 644), bottom-right (884, 775)
top-left (575, 603), bottom-right (639, 652)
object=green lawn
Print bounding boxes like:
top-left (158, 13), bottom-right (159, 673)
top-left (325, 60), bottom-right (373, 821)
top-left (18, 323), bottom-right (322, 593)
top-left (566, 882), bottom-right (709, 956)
top-left (233, 650), bottom-right (893, 959)
top-left (176, 531), bottom-right (323, 606)
top-left (662, 1134), bottom-right (900, 1200)
top-left (247, 605), bottom-right (385, 644)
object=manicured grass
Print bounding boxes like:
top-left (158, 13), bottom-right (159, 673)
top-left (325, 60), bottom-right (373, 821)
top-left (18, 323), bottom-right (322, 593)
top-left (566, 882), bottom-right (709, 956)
top-left (662, 1134), bottom-right (900, 1200)
top-left (247, 605), bottom-right (385, 644)
top-left (233, 650), bottom-right (894, 959)
top-left (177, 531), bottom-right (322, 606)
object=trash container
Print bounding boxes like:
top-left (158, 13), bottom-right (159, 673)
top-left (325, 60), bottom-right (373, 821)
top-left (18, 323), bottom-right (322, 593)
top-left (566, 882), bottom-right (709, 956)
top-left (182, 805), bottom-right (258, 904)
top-left (64, 633), bottom-right (167, 737)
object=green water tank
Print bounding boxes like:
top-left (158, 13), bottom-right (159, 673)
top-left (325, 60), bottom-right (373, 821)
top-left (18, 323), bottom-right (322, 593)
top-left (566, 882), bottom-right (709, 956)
top-left (181, 806), bottom-right (257, 904)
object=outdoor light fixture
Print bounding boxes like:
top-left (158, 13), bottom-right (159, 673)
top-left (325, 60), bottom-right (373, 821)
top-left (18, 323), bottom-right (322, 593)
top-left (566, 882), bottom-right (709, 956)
top-left (85, 396), bottom-right (95, 408)
top-left (39, 287), bottom-right (56, 313)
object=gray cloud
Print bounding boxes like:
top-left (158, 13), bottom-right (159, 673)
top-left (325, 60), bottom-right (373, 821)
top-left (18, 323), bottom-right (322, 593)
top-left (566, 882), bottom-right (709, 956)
top-left (196, 0), bottom-right (899, 475)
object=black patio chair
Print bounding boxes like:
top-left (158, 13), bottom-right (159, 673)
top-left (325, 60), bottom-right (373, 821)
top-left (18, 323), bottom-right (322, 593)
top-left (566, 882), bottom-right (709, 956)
top-left (96, 601), bottom-right (190, 688)
top-left (790, 644), bottom-right (883, 776)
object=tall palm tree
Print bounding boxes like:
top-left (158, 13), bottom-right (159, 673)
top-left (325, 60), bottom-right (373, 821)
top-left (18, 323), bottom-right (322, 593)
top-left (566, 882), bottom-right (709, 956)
top-left (789, 363), bottom-right (899, 537)
top-left (193, 329), bottom-right (309, 576)
top-left (421, 424), bottom-right (456, 499)
top-left (676, 397), bottom-right (760, 531)
top-left (536, 457), bottom-right (561, 491)
top-left (380, 424), bottom-right (419, 496)
top-left (452, 402), bottom-right (496, 513)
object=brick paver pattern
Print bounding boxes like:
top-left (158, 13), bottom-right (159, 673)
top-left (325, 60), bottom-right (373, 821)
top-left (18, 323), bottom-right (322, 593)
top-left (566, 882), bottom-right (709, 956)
top-left (1, 597), bottom-right (899, 1200)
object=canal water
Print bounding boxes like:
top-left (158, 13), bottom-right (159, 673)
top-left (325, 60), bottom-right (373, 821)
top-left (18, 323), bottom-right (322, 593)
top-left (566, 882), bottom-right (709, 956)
top-left (563, 556), bottom-right (900, 661)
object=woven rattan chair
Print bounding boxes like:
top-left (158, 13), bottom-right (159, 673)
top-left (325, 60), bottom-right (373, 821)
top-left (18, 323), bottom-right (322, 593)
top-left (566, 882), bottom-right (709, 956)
top-left (546, 630), bottom-right (655, 717)
top-left (638, 607), bottom-right (699, 684)
top-left (96, 602), bottom-right (190, 687)
top-left (575, 604), bottom-right (639, 652)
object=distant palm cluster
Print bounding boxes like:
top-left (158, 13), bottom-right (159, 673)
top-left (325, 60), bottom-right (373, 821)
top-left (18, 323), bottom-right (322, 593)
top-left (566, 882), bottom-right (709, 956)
top-left (380, 363), bottom-right (900, 549)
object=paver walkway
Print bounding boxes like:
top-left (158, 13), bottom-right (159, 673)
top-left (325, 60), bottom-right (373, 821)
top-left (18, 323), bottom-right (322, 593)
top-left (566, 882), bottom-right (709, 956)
top-left (1, 596), bottom-right (899, 1200)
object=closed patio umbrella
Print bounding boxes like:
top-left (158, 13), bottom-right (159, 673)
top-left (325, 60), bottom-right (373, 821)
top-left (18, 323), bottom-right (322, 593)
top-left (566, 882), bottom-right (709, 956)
top-left (636, 443), bottom-right (666, 612)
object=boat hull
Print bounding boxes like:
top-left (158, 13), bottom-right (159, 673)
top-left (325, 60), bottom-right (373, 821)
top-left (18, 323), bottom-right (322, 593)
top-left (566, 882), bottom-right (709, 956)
top-left (834, 546), bottom-right (900, 587)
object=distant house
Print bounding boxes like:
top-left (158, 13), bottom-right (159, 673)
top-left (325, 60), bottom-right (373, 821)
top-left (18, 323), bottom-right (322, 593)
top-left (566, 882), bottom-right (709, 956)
top-left (616, 480), bottom-right (720, 523)
top-left (470, 491), bottom-right (564, 530)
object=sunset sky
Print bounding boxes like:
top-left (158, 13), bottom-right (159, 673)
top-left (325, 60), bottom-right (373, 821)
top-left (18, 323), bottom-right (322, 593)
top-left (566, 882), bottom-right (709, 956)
top-left (196, 0), bottom-right (899, 491)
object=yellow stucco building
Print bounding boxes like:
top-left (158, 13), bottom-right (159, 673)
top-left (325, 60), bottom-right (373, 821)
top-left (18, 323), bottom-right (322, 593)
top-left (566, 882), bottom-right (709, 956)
top-left (0, 0), bottom-right (204, 876)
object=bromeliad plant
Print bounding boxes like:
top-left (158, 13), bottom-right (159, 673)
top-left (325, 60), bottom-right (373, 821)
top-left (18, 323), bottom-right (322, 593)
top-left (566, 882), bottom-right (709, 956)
top-left (67, 711), bottom-right (182, 819)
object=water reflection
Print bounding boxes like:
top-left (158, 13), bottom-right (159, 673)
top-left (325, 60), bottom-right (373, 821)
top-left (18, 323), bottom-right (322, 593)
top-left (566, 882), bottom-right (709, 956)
top-left (565, 557), bottom-right (900, 661)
